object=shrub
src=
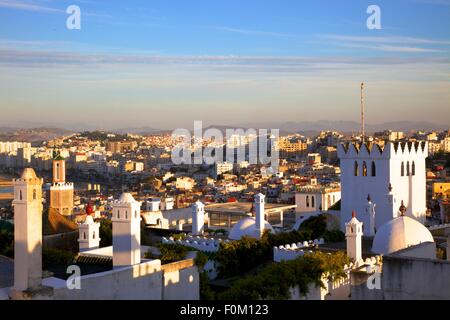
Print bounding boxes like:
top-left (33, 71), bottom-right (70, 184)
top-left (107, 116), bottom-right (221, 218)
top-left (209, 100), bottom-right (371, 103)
top-left (99, 219), bottom-right (112, 247)
top-left (42, 248), bottom-right (76, 269)
top-left (218, 251), bottom-right (350, 300)
top-left (157, 243), bottom-right (189, 264)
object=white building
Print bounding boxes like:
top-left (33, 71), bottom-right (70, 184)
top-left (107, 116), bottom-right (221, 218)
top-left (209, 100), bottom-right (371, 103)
top-left (338, 141), bottom-right (428, 235)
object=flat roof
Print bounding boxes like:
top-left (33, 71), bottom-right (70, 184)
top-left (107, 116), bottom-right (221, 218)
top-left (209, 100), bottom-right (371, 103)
top-left (205, 202), bottom-right (296, 215)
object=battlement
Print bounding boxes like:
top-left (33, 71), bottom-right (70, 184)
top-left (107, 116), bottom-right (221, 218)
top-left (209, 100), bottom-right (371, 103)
top-left (338, 141), bottom-right (428, 159)
top-left (13, 177), bottom-right (43, 185)
top-left (273, 239), bottom-right (325, 262)
top-left (162, 234), bottom-right (231, 253)
top-left (50, 182), bottom-right (74, 189)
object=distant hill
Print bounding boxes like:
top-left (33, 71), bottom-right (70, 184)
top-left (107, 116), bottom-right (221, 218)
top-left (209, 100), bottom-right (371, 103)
top-left (0, 127), bottom-right (73, 142)
top-left (235, 120), bottom-right (449, 136)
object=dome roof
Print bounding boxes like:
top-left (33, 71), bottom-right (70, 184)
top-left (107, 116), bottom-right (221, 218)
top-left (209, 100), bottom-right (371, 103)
top-left (118, 193), bottom-right (136, 203)
top-left (372, 215), bottom-right (434, 255)
top-left (20, 168), bottom-right (37, 180)
top-left (228, 217), bottom-right (273, 240)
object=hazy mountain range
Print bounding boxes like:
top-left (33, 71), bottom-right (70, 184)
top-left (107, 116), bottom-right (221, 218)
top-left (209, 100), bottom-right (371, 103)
top-left (0, 120), bottom-right (448, 141)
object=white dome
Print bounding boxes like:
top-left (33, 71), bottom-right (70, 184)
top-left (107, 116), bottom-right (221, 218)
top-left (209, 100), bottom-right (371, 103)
top-left (372, 215), bottom-right (434, 255)
top-left (118, 193), bottom-right (136, 203)
top-left (21, 168), bottom-right (37, 180)
top-left (228, 217), bottom-right (273, 240)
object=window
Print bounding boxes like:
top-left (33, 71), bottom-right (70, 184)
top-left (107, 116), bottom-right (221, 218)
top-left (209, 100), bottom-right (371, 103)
top-left (354, 161), bottom-right (359, 176)
top-left (401, 162), bottom-right (405, 176)
top-left (83, 232), bottom-right (87, 240)
top-left (306, 196), bottom-right (310, 207)
top-left (33, 189), bottom-right (37, 200)
top-left (19, 190), bottom-right (22, 201)
top-left (56, 163), bottom-right (60, 180)
top-left (93, 231), bottom-right (96, 239)
top-left (362, 161), bottom-right (368, 176)
top-left (117, 210), bottom-right (120, 219)
top-left (371, 161), bottom-right (376, 177)
top-left (406, 161), bottom-right (410, 176)
top-left (327, 195), bottom-right (331, 208)
top-left (412, 161), bottom-right (416, 176)
top-left (311, 196), bottom-right (315, 208)
top-left (125, 210), bottom-right (128, 219)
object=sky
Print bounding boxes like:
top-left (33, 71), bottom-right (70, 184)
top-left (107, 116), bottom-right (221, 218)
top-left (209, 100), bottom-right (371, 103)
top-left (0, 0), bottom-right (449, 130)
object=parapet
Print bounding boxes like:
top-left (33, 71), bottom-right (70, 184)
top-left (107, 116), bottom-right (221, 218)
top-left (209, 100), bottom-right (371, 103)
top-left (338, 141), bottom-right (428, 159)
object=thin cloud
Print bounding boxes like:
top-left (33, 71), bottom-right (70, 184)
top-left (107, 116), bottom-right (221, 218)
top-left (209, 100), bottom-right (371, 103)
top-left (212, 26), bottom-right (295, 38)
top-left (319, 34), bottom-right (450, 45)
top-left (0, 0), bottom-right (63, 13)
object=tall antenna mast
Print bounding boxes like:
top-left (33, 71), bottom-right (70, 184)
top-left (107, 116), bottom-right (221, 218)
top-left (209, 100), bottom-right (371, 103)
top-left (360, 82), bottom-right (365, 144)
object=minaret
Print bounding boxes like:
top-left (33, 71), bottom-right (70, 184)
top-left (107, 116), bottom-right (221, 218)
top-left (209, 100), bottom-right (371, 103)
top-left (78, 204), bottom-right (101, 252)
top-left (49, 152), bottom-right (74, 216)
top-left (346, 211), bottom-right (363, 262)
top-left (12, 168), bottom-right (43, 291)
top-left (365, 194), bottom-right (376, 237)
top-left (255, 193), bottom-right (265, 238)
top-left (192, 201), bottom-right (205, 236)
top-left (111, 193), bottom-right (141, 268)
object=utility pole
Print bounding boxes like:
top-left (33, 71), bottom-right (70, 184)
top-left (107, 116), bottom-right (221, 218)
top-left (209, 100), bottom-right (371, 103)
top-left (361, 82), bottom-right (365, 144)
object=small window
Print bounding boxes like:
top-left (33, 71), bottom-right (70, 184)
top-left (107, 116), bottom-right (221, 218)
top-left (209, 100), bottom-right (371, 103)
top-left (83, 232), bottom-right (87, 240)
top-left (401, 162), bottom-right (405, 176)
top-left (311, 196), bottom-right (315, 208)
top-left (19, 190), bottom-right (23, 201)
top-left (117, 210), bottom-right (120, 219)
top-left (93, 231), bottom-right (96, 239)
top-left (412, 161), bottom-right (415, 176)
top-left (33, 189), bottom-right (37, 200)
top-left (306, 196), bottom-right (310, 207)
top-left (125, 210), bottom-right (128, 219)
top-left (406, 161), bottom-right (410, 176)
top-left (371, 161), bottom-right (376, 177)
top-left (354, 161), bottom-right (359, 176)
top-left (362, 161), bottom-right (368, 177)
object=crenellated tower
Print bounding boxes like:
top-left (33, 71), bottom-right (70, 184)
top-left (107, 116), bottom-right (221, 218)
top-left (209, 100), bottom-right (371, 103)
top-left (338, 141), bottom-right (428, 234)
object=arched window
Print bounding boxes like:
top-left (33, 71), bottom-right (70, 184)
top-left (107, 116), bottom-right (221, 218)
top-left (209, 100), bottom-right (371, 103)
top-left (125, 210), bottom-right (128, 219)
top-left (311, 196), bottom-right (315, 208)
top-left (19, 190), bottom-right (22, 201)
top-left (371, 161), bottom-right (376, 177)
top-left (83, 232), bottom-right (87, 240)
top-left (401, 162), bottom-right (405, 176)
top-left (56, 163), bottom-right (60, 180)
top-left (406, 161), bottom-right (410, 176)
top-left (306, 196), bottom-right (310, 207)
top-left (362, 161), bottom-right (368, 176)
top-left (412, 161), bottom-right (416, 176)
top-left (93, 231), bottom-right (96, 239)
top-left (354, 161), bottom-right (359, 176)
top-left (117, 210), bottom-right (120, 219)
top-left (33, 189), bottom-right (37, 200)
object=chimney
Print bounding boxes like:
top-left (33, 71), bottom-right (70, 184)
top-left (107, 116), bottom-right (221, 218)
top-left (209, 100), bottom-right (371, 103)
top-left (192, 201), bottom-right (205, 236)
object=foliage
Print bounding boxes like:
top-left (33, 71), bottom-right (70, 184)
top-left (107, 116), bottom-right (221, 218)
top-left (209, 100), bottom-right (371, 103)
top-left (213, 215), bottom-right (344, 278)
top-left (42, 248), bottom-right (76, 269)
top-left (194, 251), bottom-right (209, 270)
top-left (0, 220), bottom-right (13, 233)
top-left (0, 229), bottom-right (14, 258)
top-left (215, 236), bottom-right (272, 278)
top-left (170, 233), bottom-right (187, 241)
top-left (323, 229), bottom-right (346, 242)
top-left (200, 271), bottom-right (216, 300)
top-left (99, 219), bottom-right (112, 247)
top-left (157, 243), bottom-right (189, 264)
top-left (218, 251), bottom-right (350, 300)
top-left (298, 215), bottom-right (327, 239)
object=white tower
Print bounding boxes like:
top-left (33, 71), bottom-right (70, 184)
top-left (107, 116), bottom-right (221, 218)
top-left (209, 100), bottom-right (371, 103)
top-left (365, 194), bottom-right (376, 237)
top-left (192, 201), bottom-right (205, 236)
top-left (111, 193), bottom-right (141, 268)
top-left (78, 215), bottom-right (101, 252)
top-left (346, 211), bottom-right (363, 262)
top-left (12, 168), bottom-right (43, 291)
top-left (255, 193), bottom-right (266, 237)
top-left (338, 141), bottom-right (428, 234)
